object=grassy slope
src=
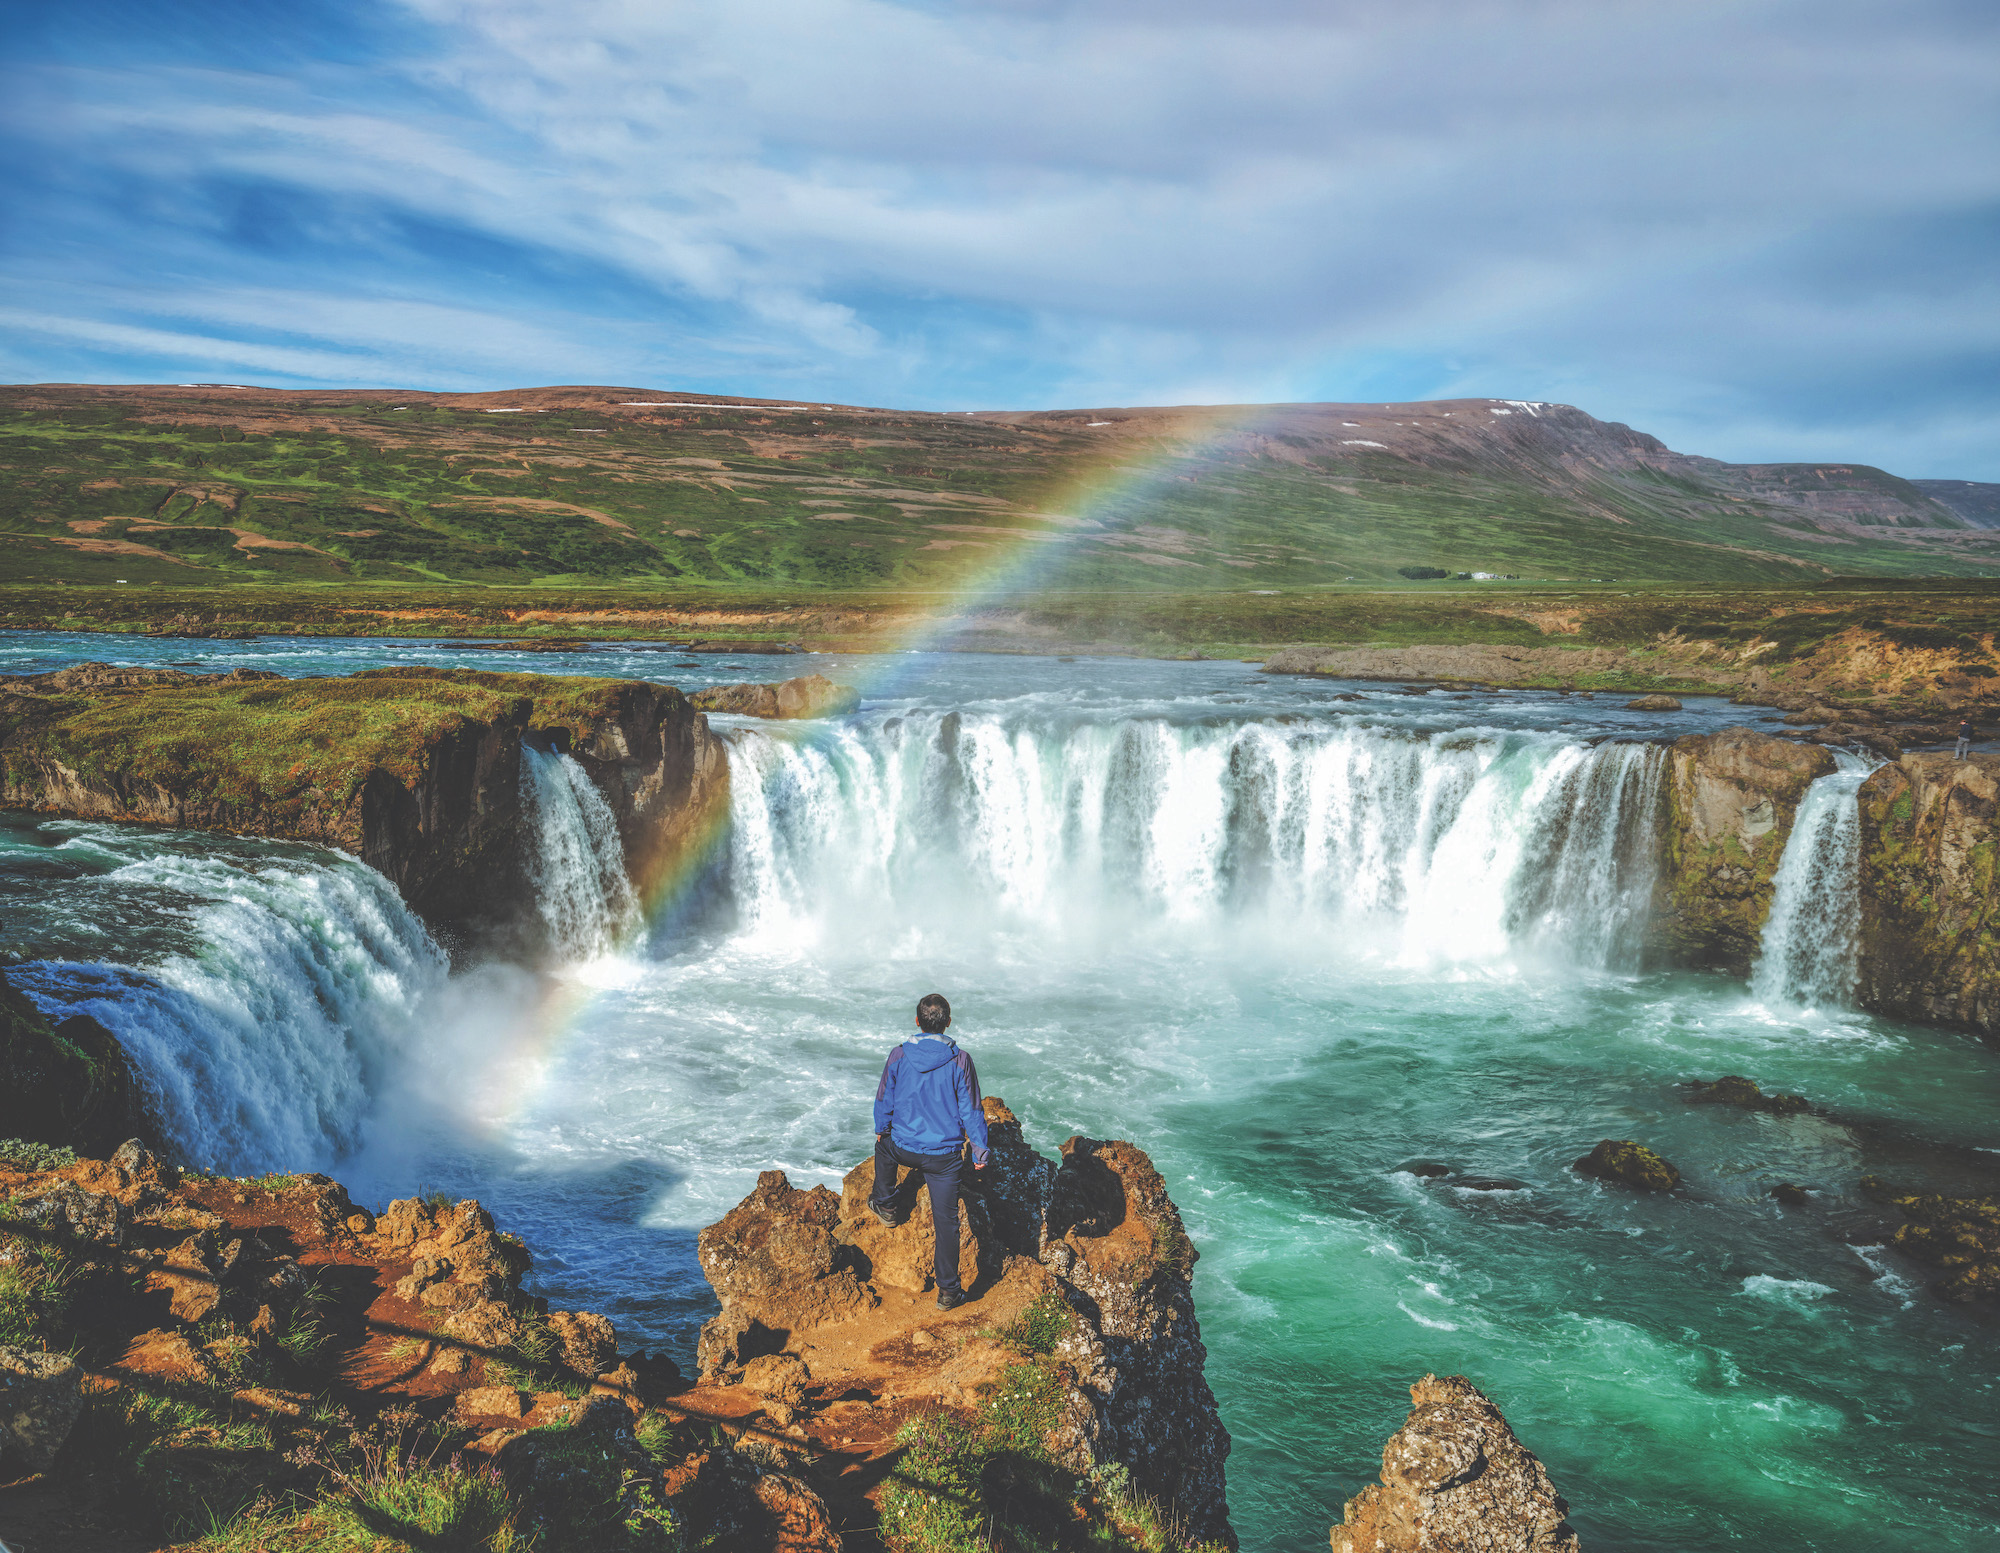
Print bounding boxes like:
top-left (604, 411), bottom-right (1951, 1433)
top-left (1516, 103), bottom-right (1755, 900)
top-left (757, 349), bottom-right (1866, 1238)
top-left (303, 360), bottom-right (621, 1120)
top-left (0, 669), bottom-right (646, 824)
top-left (5, 388), bottom-right (1998, 592)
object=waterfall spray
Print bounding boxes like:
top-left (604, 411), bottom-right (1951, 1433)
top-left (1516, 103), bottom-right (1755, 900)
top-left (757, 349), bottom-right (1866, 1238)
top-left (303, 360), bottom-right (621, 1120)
top-left (721, 713), bottom-right (1666, 970)
top-left (1751, 753), bottom-right (1873, 1009)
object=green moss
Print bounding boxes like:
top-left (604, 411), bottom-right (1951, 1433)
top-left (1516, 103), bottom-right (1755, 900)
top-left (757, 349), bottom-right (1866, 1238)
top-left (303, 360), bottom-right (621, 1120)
top-left (3, 667), bottom-right (656, 831)
top-left (994, 1291), bottom-right (1076, 1356)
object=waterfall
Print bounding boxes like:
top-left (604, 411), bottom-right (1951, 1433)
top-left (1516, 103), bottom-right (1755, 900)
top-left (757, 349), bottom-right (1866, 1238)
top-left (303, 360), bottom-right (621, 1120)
top-left (11, 849), bottom-right (447, 1173)
top-left (1751, 753), bottom-right (1872, 1009)
top-left (519, 744), bottom-right (639, 960)
top-left (721, 713), bottom-right (1666, 970)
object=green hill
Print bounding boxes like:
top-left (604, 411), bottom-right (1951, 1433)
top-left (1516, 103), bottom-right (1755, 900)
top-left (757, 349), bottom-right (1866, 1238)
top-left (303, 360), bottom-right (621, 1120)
top-left (4, 383), bottom-right (1996, 590)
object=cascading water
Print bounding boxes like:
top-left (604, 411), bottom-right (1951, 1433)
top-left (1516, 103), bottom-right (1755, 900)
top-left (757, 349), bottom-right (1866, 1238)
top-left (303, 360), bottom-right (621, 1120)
top-left (519, 744), bottom-right (640, 959)
top-left (10, 839), bottom-right (446, 1173)
top-left (722, 711), bottom-right (1665, 971)
top-left (1751, 752), bottom-right (1873, 1009)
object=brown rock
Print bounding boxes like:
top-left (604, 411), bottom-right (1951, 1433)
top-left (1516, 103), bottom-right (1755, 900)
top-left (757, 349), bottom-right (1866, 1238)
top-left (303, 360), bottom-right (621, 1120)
top-left (1624, 694), bottom-right (1681, 710)
top-left (547, 1309), bottom-right (618, 1377)
top-left (1656, 727), bottom-right (1837, 973)
top-left (837, 1156), bottom-right (982, 1293)
top-left (1685, 1075), bottom-right (1810, 1116)
top-left (456, 1385), bottom-right (526, 1421)
top-left (1331, 1374), bottom-right (1579, 1553)
top-left (155, 1231), bottom-right (224, 1322)
top-left (690, 674), bottom-right (859, 721)
top-left (429, 1347), bottom-right (471, 1376)
top-left (440, 1298), bottom-right (524, 1352)
top-left (121, 1328), bottom-right (218, 1385)
top-left (696, 1170), bottom-right (875, 1379)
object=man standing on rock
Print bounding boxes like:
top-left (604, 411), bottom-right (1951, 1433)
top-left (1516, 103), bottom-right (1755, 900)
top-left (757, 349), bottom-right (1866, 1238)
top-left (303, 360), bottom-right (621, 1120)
top-left (1956, 717), bottom-right (1976, 759)
top-left (870, 992), bottom-right (989, 1310)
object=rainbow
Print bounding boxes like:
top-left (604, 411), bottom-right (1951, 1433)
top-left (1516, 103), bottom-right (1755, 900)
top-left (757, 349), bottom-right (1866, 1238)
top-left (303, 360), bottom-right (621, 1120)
top-left (471, 403), bottom-right (1290, 1125)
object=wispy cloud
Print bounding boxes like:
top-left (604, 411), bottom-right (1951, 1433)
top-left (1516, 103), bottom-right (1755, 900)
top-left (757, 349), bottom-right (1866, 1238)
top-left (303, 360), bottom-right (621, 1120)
top-left (2, 0), bottom-right (1997, 474)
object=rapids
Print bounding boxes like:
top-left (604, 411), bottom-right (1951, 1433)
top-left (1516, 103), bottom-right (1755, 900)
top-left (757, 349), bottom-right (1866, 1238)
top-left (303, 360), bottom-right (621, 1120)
top-left (3, 636), bottom-right (1996, 1551)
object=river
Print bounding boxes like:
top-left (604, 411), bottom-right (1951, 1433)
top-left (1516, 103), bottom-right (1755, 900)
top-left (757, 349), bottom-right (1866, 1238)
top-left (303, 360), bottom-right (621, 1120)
top-left (3, 634), bottom-right (1996, 1550)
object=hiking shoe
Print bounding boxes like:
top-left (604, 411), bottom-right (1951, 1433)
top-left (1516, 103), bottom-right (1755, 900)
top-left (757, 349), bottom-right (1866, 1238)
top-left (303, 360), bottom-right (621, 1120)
top-left (936, 1287), bottom-right (967, 1311)
top-left (870, 1200), bottom-right (902, 1227)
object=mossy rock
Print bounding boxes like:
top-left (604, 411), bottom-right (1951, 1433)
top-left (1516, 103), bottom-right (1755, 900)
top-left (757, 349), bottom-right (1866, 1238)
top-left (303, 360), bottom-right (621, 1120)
top-left (1573, 1139), bottom-right (1681, 1192)
top-left (1686, 1075), bottom-right (1811, 1116)
top-left (0, 969), bottom-right (139, 1154)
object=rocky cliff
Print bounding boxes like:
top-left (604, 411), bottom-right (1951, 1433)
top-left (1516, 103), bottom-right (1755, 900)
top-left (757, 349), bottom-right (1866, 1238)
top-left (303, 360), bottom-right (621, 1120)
top-left (1653, 728), bottom-right (1836, 973)
top-left (1330, 1374), bottom-right (1580, 1553)
top-left (688, 1098), bottom-right (1235, 1549)
top-left (1856, 753), bottom-right (2000, 1043)
top-left (0, 968), bottom-right (139, 1154)
top-left (0, 1118), bottom-right (1237, 1552)
top-left (0, 663), bottom-right (728, 955)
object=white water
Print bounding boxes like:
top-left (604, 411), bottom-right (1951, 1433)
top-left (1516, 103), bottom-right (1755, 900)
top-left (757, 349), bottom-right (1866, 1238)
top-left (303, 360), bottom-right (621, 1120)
top-left (1751, 754), bottom-right (1872, 1010)
top-left (723, 712), bottom-right (1665, 972)
top-left (11, 843), bottom-right (447, 1172)
top-left (520, 744), bottom-right (639, 959)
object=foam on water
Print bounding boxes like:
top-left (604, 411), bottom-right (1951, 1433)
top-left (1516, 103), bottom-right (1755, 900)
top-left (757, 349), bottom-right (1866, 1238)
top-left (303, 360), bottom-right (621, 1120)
top-left (1752, 753), bottom-right (1873, 1011)
top-left (520, 744), bottom-right (639, 959)
top-left (3, 649), bottom-right (1997, 1553)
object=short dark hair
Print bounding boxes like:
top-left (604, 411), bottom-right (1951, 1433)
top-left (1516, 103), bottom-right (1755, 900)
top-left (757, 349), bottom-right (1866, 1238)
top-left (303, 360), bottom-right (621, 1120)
top-left (916, 993), bottom-right (951, 1034)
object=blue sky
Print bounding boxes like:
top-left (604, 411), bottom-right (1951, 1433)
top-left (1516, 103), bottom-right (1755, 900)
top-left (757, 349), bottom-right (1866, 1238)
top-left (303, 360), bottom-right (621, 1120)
top-left (2, 0), bottom-right (1996, 476)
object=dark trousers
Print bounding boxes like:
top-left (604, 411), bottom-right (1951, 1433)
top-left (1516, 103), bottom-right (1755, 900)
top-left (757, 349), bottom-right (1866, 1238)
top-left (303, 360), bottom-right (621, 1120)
top-left (871, 1134), bottom-right (965, 1293)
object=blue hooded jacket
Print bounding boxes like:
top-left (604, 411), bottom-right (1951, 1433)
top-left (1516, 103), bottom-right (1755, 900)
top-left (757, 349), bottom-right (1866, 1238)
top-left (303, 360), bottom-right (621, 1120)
top-left (874, 1034), bottom-right (990, 1165)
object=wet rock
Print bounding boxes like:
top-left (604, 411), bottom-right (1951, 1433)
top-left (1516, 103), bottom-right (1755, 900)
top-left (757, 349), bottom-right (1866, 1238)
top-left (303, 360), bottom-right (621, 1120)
top-left (547, 1309), bottom-right (618, 1377)
top-left (690, 674), bottom-right (859, 720)
top-left (1572, 1140), bottom-right (1681, 1192)
top-left (1770, 1183), bottom-right (1811, 1206)
top-left (1625, 694), bottom-right (1682, 710)
top-left (1452, 1176), bottom-right (1533, 1193)
top-left (1656, 727), bottom-right (1839, 973)
top-left (1399, 1160), bottom-right (1453, 1179)
top-left (1685, 1075), bottom-right (1810, 1116)
top-left (1330, 1373), bottom-right (1580, 1553)
top-left (1856, 753), bottom-right (2000, 1043)
top-left (0, 1346), bottom-right (84, 1473)
top-left (0, 970), bottom-right (140, 1156)
top-left (1867, 1184), bottom-right (1999, 1303)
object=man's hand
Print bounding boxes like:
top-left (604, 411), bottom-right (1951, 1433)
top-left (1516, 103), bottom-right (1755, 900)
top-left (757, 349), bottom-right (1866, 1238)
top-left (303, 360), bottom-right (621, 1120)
top-left (974, 1161), bottom-right (987, 1169)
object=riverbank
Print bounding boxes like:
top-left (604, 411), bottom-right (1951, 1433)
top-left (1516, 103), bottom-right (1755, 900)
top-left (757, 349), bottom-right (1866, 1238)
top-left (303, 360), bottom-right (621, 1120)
top-left (4, 647), bottom-right (1998, 1552)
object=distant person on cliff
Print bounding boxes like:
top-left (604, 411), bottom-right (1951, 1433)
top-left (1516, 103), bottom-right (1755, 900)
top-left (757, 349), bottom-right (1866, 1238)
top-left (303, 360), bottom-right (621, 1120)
top-left (870, 992), bottom-right (989, 1310)
top-left (1956, 718), bottom-right (1976, 759)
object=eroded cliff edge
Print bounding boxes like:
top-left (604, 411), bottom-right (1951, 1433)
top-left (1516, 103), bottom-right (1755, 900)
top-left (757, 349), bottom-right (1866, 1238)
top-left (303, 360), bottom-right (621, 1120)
top-left (0, 662), bottom-right (728, 954)
top-left (1856, 752), bottom-right (2000, 1038)
top-left (0, 1106), bottom-right (1234, 1552)
top-left (1653, 727), bottom-right (1835, 974)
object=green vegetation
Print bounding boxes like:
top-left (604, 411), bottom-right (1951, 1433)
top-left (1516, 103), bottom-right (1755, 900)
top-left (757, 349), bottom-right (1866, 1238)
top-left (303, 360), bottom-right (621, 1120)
top-left (0, 666), bottom-right (660, 832)
top-left (0, 1137), bottom-right (79, 1171)
top-left (4, 385), bottom-right (1996, 594)
top-left (0, 1198), bottom-right (82, 1347)
top-left (880, 1350), bottom-right (1209, 1553)
top-left (994, 1290), bottom-right (1075, 1355)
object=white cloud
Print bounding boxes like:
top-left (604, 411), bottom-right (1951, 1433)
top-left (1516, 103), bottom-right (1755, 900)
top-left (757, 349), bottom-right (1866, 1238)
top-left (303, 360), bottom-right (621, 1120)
top-left (3, 0), bottom-right (1997, 472)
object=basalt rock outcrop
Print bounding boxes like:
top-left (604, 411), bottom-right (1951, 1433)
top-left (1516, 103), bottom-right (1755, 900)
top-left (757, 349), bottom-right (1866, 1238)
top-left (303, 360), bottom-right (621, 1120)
top-left (1654, 727), bottom-right (1836, 973)
top-left (690, 1097), bottom-right (1235, 1548)
top-left (1860, 1180), bottom-right (2000, 1304)
top-left (1331, 1374), bottom-right (1580, 1553)
top-left (0, 663), bottom-right (728, 955)
top-left (1855, 752), bottom-right (2000, 1043)
top-left (0, 966), bottom-right (141, 1154)
top-left (690, 673), bottom-right (860, 720)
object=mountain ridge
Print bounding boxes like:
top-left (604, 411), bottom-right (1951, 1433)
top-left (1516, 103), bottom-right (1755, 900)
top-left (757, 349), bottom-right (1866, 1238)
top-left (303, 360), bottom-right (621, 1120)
top-left (3, 381), bottom-right (1997, 588)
